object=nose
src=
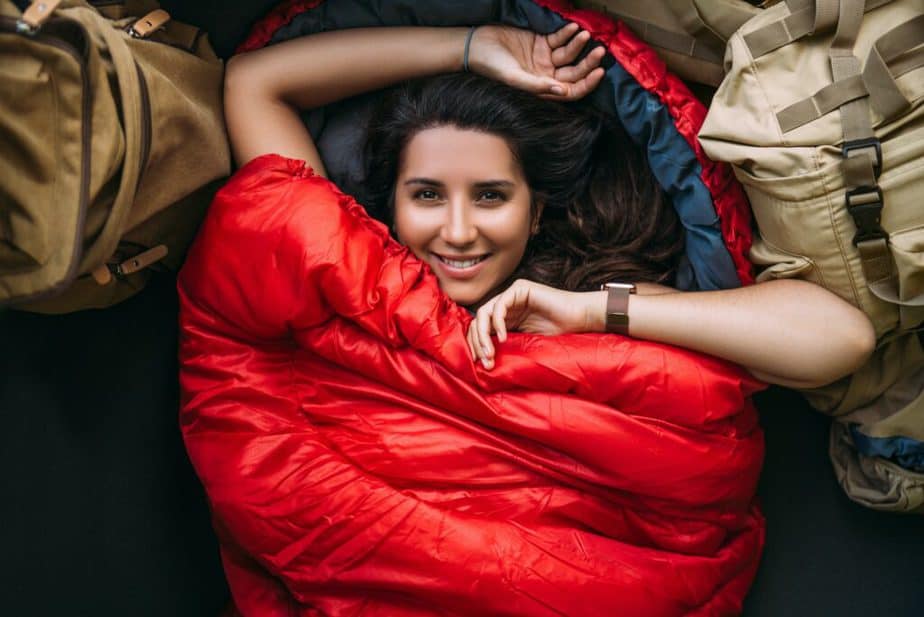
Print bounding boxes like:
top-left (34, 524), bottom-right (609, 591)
top-left (440, 196), bottom-right (478, 247)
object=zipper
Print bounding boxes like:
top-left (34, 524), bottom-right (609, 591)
top-left (134, 60), bottom-right (152, 175)
top-left (0, 15), bottom-right (92, 305)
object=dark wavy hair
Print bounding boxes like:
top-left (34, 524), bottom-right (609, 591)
top-left (361, 72), bottom-right (683, 291)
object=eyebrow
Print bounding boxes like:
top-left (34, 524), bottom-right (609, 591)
top-left (403, 178), bottom-right (516, 189)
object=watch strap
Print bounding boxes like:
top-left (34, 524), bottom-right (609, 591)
top-left (600, 282), bottom-right (636, 335)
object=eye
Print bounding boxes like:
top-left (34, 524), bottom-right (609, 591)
top-left (477, 190), bottom-right (507, 203)
top-left (414, 189), bottom-right (440, 201)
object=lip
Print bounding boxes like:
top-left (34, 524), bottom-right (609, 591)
top-left (430, 252), bottom-right (491, 280)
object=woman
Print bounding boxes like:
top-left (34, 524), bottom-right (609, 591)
top-left (178, 18), bottom-right (876, 615)
top-left (223, 22), bottom-right (874, 388)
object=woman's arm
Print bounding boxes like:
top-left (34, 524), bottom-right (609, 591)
top-left (467, 279), bottom-right (876, 389)
top-left (224, 25), bottom-right (606, 171)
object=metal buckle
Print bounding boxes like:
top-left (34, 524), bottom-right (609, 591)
top-left (15, 20), bottom-right (38, 35)
top-left (845, 186), bottom-right (887, 245)
top-left (842, 137), bottom-right (882, 178)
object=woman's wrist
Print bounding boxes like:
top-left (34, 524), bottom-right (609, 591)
top-left (583, 290), bottom-right (609, 333)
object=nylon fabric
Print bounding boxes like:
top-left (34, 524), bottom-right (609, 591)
top-left (178, 154), bottom-right (766, 616)
top-left (851, 428), bottom-right (924, 470)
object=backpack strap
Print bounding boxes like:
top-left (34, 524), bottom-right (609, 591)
top-left (663, 0), bottom-right (728, 58)
top-left (863, 14), bottom-right (924, 120)
top-left (827, 0), bottom-right (892, 309)
top-left (743, 0), bottom-right (893, 58)
top-left (774, 14), bottom-right (924, 133)
top-left (857, 14), bottom-right (924, 308)
top-left (616, 14), bottom-right (724, 63)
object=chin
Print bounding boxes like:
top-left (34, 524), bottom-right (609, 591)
top-left (441, 284), bottom-right (486, 309)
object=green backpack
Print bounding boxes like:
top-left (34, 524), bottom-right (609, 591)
top-left (0, 0), bottom-right (229, 313)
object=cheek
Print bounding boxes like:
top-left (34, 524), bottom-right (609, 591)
top-left (392, 201), bottom-right (429, 252)
top-left (488, 206), bottom-right (532, 253)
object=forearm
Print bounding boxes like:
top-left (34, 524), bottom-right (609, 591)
top-left (224, 28), bottom-right (469, 168)
top-left (587, 279), bottom-right (875, 388)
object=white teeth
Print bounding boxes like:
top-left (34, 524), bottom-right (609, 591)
top-left (437, 255), bottom-right (487, 268)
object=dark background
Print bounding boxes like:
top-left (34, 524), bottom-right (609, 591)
top-left (2, 1), bottom-right (923, 615)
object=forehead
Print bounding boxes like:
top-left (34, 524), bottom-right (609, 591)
top-left (399, 126), bottom-right (523, 182)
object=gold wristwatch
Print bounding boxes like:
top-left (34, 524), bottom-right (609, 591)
top-left (600, 282), bottom-right (636, 335)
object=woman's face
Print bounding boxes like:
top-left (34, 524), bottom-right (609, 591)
top-left (393, 126), bottom-right (536, 307)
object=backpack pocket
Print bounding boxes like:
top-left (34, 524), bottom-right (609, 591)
top-left (890, 226), bottom-right (924, 331)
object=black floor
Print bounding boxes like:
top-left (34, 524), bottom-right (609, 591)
top-left (3, 2), bottom-right (923, 614)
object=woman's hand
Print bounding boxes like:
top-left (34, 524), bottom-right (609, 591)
top-left (468, 23), bottom-right (606, 101)
top-left (467, 279), bottom-right (605, 369)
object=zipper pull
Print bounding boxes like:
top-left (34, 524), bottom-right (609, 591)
top-left (90, 245), bottom-right (168, 285)
top-left (128, 9), bottom-right (170, 39)
top-left (17, 0), bottom-right (61, 35)
top-left (116, 244), bottom-right (168, 275)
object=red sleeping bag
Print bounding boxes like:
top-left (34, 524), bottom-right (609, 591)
top-left (178, 154), bottom-right (766, 616)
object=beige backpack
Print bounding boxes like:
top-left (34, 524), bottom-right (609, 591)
top-left (0, 0), bottom-right (229, 313)
top-left (699, 0), bottom-right (924, 512)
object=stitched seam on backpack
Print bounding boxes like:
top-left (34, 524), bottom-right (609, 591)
top-left (759, 236), bottom-right (817, 271)
top-left (738, 33), bottom-right (788, 146)
top-left (818, 153), bottom-right (864, 309)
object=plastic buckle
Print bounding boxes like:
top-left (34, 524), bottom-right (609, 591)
top-left (845, 186), bottom-right (887, 245)
top-left (842, 137), bottom-right (882, 178)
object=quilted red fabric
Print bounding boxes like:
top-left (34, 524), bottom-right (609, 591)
top-left (178, 154), bottom-right (766, 616)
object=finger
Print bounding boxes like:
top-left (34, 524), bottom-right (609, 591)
top-left (477, 306), bottom-right (495, 359)
top-left (549, 66), bottom-right (605, 101)
top-left (493, 301), bottom-right (508, 343)
top-left (554, 45), bottom-right (605, 83)
top-left (545, 22), bottom-right (580, 49)
top-left (573, 66), bottom-right (606, 99)
top-left (505, 70), bottom-right (567, 96)
top-left (467, 323), bottom-right (480, 362)
top-left (551, 29), bottom-right (591, 66)
top-left (473, 312), bottom-right (495, 370)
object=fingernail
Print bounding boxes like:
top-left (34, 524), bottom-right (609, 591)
top-left (550, 85), bottom-right (564, 95)
top-left (482, 358), bottom-right (491, 369)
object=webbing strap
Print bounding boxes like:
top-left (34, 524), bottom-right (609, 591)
top-left (776, 74), bottom-right (868, 132)
top-left (682, 0), bottom-right (760, 40)
top-left (824, 0), bottom-right (913, 309)
top-left (744, 5), bottom-right (814, 57)
top-left (830, 0), bottom-right (872, 143)
top-left (664, 0), bottom-right (728, 58)
top-left (831, 0), bottom-right (882, 252)
top-left (863, 14), bottom-right (924, 120)
top-left (618, 15), bottom-right (724, 63)
top-left (857, 239), bottom-right (893, 286)
top-left (777, 12), bottom-right (924, 131)
top-left (859, 13), bottom-right (924, 308)
top-left (745, 0), bottom-right (893, 58)
top-left (887, 45), bottom-right (924, 78)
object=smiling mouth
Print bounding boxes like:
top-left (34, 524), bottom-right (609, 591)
top-left (434, 254), bottom-right (490, 269)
